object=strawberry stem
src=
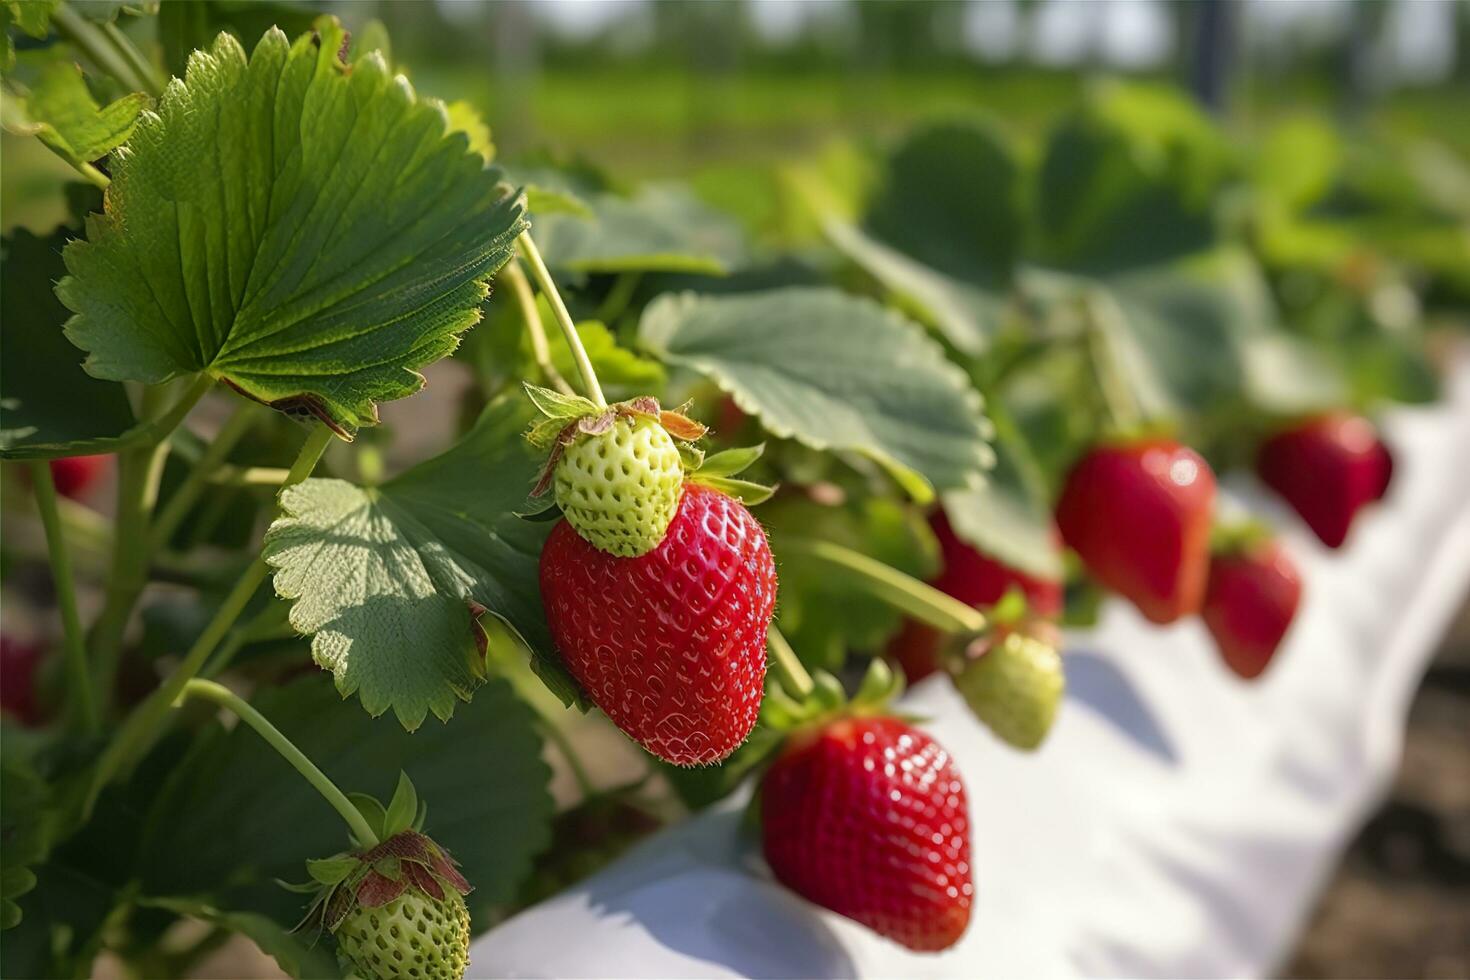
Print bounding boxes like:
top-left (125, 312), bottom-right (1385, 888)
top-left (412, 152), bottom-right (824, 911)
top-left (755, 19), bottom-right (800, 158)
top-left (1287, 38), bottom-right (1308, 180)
top-left (99, 19), bottom-right (166, 98)
top-left (518, 232), bottom-right (606, 408)
top-left (51, 2), bottom-right (154, 98)
top-left (27, 460), bottom-right (100, 734)
top-left (176, 679), bottom-right (380, 848)
top-left (86, 423), bottom-right (334, 814)
top-left (91, 375), bottom-right (214, 712)
top-left (780, 538), bottom-right (987, 635)
top-left (149, 400), bottom-right (264, 553)
top-left (766, 625), bottom-right (815, 700)
top-left (502, 259), bottom-right (575, 397)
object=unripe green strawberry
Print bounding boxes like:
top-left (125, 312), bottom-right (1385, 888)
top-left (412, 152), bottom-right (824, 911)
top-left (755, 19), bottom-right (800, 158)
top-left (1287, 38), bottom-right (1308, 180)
top-left (335, 888), bottom-right (470, 980)
top-left (553, 415), bottom-right (684, 557)
top-left (949, 623), bottom-right (1064, 751)
top-left (305, 830), bottom-right (475, 980)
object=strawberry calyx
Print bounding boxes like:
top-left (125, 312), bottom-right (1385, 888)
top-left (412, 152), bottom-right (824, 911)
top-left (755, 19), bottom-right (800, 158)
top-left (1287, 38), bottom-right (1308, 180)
top-left (523, 384), bottom-right (708, 498)
top-left (940, 588), bottom-right (1060, 672)
top-left (1089, 418), bottom-right (1179, 452)
top-left (940, 590), bottom-right (1066, 751)
top-left (1208, 518), bottom-right (1276, 558)
top-left (284, 773), bottom-right (472, 936)
top-left (521, 382), bottom-right (774, 514)
top-left (760, 657), bottom-right (907, 738)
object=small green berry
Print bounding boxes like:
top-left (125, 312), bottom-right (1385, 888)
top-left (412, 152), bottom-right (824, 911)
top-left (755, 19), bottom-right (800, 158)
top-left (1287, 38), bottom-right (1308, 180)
top-left (950, 628), bottom-right (1064, 751)
top-left (553, 415), bottom-right (683, 557)
top-left (335, 888), bottom-right (470, 980)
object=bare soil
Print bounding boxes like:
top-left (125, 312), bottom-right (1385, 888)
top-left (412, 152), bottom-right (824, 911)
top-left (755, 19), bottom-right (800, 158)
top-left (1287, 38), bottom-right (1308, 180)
top-left (1286, 598), bottom-right (1470, 979)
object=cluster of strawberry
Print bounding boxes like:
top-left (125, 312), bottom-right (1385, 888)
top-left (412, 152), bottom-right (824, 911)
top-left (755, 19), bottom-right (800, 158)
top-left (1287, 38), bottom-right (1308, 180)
top-left (889, 411), bottom-right (1394, 749)
top-left (530, 388), bottom-right (977, 953)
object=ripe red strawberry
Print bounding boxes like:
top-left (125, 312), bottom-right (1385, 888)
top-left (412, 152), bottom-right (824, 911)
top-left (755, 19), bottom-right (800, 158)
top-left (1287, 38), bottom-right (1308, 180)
top-left (48, 454), bottom-right (109, 500)
top-left (1055, 439), bottom-right (1216, 624)
top-left (1202, 539), bottom-right (1302, 680)
top-left (1257, 413), bottom-right (1389, 548)
top-left (761, 716), bottom-right (972, 952)
top-left (889, 509), bottom-right (1063, 683)
top-left (539, 482), bottom-right (776, 766)
top-left (1369, 439), bottom-right (1393, 501)
top-left (1, 635), bottom-right (46, 726)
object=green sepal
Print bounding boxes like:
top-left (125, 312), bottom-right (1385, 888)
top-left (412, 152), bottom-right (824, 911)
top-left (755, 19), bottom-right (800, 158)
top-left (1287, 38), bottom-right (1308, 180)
top-left (523, 383), bottom-right (600, 426)
top-left (273, 877), bottom-right (324, 895)
top-left (382, 772), bottom-right (418, 837)
top-left (1209, 519), bottom-right (1275, 557)
top-left (523, 383), bottom-right (602, 450)
top-left (988, 587), bottom-right (1030, 628)
top-left (850, 657), bottom-right (904, 712)
top-left (677, 442), bottom-right (706, 472)
top-left (695, 443), bottom-right (764, 478)
top-left (688, 474), bottom-right (776, 506)
top-left (758, 684), bottom-right (813, 731)
top-left (306, 856), bottom-right (360, 886)
top-left (686, 443), bottom-right (774, 505)
top-left (811, 672), bottom-right (847, 713)
top-left (517, 503), bottom-right (564, 523)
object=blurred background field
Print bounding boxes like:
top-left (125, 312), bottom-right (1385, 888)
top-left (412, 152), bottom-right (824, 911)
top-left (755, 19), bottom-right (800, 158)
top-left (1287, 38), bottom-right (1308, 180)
top-left (6, 1), bottom-right (1470, 226)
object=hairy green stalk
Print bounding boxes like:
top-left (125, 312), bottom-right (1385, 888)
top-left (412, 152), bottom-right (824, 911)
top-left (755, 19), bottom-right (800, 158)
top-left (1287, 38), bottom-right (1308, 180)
top-left (503, 258), bottom-right (574, 396)
top-left (149, 400), bottom-right (263, 552)
top-left (518, 232), bottom-right (606, 407)
top-left (51, 2), bottom-right (152, 97)
top-left (99, 20), bottom-right (165, 98)
top-left (27, 460), bottom-right (99, 733)
top-left (177, 680), bottom-right (379, 847)
top-left (87, 423), bottom-right (333, 810)
top-left (90, 375), bottom-right (214, 707)
top-left (779, 538), bottom-right (987, 635)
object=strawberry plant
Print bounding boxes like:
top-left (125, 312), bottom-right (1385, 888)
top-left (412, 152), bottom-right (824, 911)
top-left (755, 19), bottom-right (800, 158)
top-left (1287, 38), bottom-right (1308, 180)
top-left (1, 4), bottom-right (1462, 976)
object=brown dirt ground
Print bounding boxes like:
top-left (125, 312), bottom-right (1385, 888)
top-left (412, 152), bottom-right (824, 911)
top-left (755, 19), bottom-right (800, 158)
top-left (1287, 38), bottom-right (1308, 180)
top-left (1285, 597), bottom-right (1470, 979)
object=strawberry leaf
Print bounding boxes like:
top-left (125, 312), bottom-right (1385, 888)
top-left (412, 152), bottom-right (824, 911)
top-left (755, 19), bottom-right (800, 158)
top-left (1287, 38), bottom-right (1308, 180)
top-left (939, 402), bottom-right (1064, 581)
top-left (826, 118), bottom-right (1022, 356)
top-left (825, 218), bottom-right (1006, 358)
top-left (0, 761), bottom-right (49, 931)
top-left (533, 183), bottom-right (746, 275)
top-left (263, 396), bottom-right (581, 728)
top-left (55, 22), bottom-right (528, 436)
top-left (1035, 83), bottom-right (1228, 275)
top-left (4, 61), bottom-right (149, 167)
top-left (638, 287), bottom-right (993, 503)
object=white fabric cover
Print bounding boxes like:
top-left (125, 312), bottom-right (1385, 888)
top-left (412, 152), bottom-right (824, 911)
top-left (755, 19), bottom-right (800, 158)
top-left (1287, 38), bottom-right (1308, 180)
top-left (469, 359), bottom-right (1470, 979)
